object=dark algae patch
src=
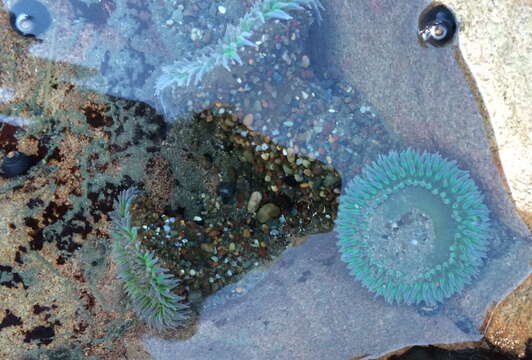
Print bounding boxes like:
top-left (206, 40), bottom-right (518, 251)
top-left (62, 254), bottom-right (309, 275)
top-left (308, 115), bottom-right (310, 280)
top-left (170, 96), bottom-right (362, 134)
top-left (24, 324), bottom-right (57, 346)
top-left (0, 309), bottom-right (23, 331)
top-left (0, 264), bottom-right (28, 289)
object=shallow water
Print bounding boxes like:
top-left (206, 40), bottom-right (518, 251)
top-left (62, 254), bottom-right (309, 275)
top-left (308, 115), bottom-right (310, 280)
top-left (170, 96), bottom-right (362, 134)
top-left (0, 0), bottom-right (530, 359)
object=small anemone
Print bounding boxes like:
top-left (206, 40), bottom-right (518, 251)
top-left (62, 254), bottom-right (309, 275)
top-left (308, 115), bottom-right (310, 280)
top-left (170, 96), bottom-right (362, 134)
top-left (335, 148), bottom-right (490, 305)
top-left (110, 188), bottom-right (191, 330)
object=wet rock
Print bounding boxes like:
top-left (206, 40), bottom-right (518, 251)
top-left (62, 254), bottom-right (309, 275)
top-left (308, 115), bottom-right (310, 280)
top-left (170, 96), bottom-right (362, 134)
top-left (256, 203), bottom-right (280, 223)
top-left (188, 290), bottom-right (203, 305)
top-left (482, 274), bottom-right (532, 358)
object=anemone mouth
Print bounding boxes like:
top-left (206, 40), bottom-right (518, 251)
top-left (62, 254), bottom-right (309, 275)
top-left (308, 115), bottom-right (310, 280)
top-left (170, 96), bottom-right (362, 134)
top-left (335, 149), bottom-right (490, 305)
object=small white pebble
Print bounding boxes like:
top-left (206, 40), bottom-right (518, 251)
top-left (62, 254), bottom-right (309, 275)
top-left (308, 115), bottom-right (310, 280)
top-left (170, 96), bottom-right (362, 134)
top-left (218, 5), bottom-right (227, 14)
top-left (360, 105), bottom-right (371, 113)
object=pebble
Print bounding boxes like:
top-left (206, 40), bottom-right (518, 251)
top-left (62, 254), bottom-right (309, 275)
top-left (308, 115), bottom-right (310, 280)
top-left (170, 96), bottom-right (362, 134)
top-left (247, 191), bottom-right (263, 212)
top-left (301, 55), bottom-right (311, 68)
top-left (287, 152), bottom-right (296, 163)
top-left (256, 203), bottom-right (281, 223)
top-left (218, 5), bottom-right (226, 14)
top-left (201, 243), bottom-right (215, 253)
top-left (243, 113), bottom-right (254, 127)
top-left (242, 150), bottom-right (254, 163)
top-left (190, 28), bottom-right (203, 41)
top-left (282, 164), bottom-right (293, 175)
top-left (283, 121), bottom-right (294, 127)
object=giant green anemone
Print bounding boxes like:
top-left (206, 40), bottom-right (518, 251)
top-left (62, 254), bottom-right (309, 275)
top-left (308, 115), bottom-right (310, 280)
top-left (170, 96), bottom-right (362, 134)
top-left (335, 148), bottom-right (490, 305)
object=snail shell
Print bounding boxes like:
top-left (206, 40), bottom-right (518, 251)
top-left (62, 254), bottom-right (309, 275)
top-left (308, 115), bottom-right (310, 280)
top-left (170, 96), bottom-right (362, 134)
top-left (418, 5), bottom-right (457, 47)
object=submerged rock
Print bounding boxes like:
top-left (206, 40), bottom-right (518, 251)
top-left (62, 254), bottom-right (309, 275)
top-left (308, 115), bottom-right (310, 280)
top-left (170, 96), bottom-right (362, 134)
top-left (256, 203), bottom-right (281, 223)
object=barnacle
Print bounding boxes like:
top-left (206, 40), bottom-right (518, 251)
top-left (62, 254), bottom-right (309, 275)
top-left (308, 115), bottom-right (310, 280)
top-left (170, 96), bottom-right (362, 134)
top-left (110, 188), bottom-right (190, 330)
top-left (335, 149), bottom-right (490, 305)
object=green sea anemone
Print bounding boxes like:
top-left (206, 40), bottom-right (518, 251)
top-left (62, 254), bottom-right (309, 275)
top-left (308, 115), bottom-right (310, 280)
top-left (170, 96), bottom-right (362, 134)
top-left (110, 188), bottom-right (190, 330)
top-left (335, 148), bottom-right (490, 305)
top-left (155, 0), bottom-right (323, 92)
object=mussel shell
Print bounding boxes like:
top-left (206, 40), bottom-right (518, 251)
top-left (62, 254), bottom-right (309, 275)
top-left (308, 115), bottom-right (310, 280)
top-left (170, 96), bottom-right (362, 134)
top-left (1, 151), bottom-right (33, 177)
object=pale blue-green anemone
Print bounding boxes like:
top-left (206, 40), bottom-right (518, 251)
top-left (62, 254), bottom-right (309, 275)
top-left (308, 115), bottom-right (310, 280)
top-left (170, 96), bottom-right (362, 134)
top-left (335, 149), bottom-right (490, 305)
top-left (111, 188), bottom-right (190, 330)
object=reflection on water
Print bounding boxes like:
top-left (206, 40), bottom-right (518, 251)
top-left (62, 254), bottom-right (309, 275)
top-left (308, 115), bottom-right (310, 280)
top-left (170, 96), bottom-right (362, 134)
top-left (0, 0), bottom-right (530, 359)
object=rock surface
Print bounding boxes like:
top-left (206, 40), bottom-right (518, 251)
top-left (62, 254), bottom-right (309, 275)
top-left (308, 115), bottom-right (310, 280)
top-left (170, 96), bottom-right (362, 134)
top-left (319, 0), bottom-right (530, 238)
top-left (319, 0), bottom-right (531, 358)
top-left (482, 274), bottom-right (532, 358)
top-left (445, 0), bottom-right (532, 232)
